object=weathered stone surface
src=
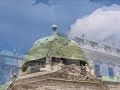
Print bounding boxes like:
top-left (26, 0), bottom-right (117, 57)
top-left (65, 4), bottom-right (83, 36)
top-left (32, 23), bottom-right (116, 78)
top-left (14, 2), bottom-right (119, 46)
top-left (8, 65), bottom-right (109, 90)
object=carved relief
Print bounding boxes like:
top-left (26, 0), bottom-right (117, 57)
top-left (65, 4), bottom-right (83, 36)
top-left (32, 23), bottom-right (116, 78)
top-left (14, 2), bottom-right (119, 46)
top-left (51, 64), bottom-right (96, 82)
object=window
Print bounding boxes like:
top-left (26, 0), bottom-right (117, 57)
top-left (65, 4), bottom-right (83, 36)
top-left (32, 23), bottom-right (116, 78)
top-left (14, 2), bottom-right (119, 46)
top-left (95, 64), bottom-right (100, 77)
top-left (108, 67), bottom-right (114, 77)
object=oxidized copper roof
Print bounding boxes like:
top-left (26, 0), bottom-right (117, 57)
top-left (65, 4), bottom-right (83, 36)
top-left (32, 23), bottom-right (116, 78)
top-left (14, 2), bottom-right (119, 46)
top-left (22, 34), bottom-right (87, 67)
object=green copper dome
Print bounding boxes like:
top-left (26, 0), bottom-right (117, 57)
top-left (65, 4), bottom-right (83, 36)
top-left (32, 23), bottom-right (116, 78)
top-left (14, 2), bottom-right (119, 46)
top-left (22, 25), bottom-right (87, 70)
top-left (23, 34), bottom-right (86, 63)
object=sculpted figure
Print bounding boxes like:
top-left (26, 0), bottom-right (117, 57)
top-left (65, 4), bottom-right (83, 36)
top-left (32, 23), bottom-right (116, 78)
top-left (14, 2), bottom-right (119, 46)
top-left (10, 66), bottom-right (13, 83)
top-left (58, 60), bottom-right (64, 70)
top-left (18, 58), bottom-right (23, 76)
top-left (85, 64), bottom-right (89, 72)
top-left (45, 54), bottom-right (52, 71)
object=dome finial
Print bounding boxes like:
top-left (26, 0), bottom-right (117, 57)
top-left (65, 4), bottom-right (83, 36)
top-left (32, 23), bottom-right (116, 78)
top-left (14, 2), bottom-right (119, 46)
top-left (52, 24), bottom-right (57, 35)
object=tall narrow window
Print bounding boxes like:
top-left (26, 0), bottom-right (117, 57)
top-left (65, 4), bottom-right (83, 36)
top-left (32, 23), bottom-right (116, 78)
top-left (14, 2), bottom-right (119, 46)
top-left (108, 67), bottom-right (114, 77)
top-left (95, 64), bottom-right (100, 77)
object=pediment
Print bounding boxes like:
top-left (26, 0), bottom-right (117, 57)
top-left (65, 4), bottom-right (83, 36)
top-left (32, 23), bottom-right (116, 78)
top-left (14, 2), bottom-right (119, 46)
top-left (8, 64), bottom-right (109, 90)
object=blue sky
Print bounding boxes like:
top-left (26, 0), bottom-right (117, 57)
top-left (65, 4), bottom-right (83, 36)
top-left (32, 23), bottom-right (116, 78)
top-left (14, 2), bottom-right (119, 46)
top-left (0, 0), bottom-right (120, 53)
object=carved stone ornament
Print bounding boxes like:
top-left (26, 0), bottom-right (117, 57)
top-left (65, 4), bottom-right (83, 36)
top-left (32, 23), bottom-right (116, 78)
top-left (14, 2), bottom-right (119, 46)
top-left (51, 64), bottom-right (96, 82)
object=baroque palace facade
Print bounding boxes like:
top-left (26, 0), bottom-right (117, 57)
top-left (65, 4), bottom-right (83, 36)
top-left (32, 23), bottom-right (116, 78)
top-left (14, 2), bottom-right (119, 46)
top-left (0, 25), bottom-right (120, 90)
top-left (73, 36), bottom-right (120, 89)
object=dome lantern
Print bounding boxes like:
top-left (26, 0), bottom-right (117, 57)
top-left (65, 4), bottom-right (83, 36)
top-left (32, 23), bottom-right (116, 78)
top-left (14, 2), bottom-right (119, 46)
top-left (52, 24), bottom-right (57, 35)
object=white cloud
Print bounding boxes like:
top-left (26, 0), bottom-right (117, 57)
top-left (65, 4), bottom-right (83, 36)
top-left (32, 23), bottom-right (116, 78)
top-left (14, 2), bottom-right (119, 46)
top-left (69, 4), bottom-right (120, 47)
